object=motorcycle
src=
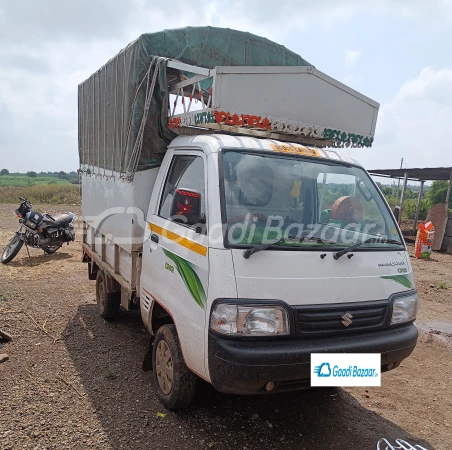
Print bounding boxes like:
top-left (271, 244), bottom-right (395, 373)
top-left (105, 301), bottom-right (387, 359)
top-left (1, 197), bottom-right (76, 264)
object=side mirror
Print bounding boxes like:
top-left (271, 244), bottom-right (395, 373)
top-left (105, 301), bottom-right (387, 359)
top-left (393, 206), bottom-right (400, 222)
top-left (170, 188), bottom-right (202, 226)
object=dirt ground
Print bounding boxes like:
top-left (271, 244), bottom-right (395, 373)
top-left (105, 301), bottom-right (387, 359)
top-left (0, 203), bottom-right (451, 450)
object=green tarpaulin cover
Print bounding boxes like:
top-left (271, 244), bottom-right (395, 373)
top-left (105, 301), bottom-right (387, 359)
top-left (137, 27), bottom-right (310, 67)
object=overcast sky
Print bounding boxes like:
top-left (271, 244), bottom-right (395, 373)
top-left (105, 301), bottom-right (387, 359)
top-left (1, 0), bottom-right (452, 174)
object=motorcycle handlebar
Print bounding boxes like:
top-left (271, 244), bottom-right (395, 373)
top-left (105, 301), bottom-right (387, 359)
top-left (18, 196), bottom-right (31, 207)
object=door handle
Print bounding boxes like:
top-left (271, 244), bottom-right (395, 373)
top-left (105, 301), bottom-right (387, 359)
top-left (151, 234), bottom-right (159, 244)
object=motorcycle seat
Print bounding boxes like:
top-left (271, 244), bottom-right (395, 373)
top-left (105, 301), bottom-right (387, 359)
top-left (41, 213), bottom-right (74, 228)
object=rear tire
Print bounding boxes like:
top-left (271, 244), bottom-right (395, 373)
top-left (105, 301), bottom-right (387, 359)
top-left (1, 234), bottom-right (24, 264)
top-left (95, 270), bottom-right (120, 320)
top-left (152, 324), bottom-right (197, 409)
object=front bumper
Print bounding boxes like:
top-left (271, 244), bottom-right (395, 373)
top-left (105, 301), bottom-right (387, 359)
top-left (208, 324), bottom-right (418, 394)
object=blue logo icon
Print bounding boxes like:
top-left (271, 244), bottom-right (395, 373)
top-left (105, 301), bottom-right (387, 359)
top-left (314, 362), bottom-right (331, 377)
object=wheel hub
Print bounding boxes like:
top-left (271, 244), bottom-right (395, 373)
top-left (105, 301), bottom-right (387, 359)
top-left (156, 340), bottom-right (173, 395)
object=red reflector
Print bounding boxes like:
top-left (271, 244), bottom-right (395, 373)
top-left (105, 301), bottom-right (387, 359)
top-left (176, 189), bottom-right (200, 198)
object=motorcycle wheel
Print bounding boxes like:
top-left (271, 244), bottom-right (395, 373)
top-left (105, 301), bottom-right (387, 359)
top-left (43, 245), bottom-right (61, 255)
top-left (1, 234), bottom-right (24, 264)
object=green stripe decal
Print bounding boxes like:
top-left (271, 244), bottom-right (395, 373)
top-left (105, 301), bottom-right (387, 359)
top-left (380, 275), bottom-right (412, 289)
top-left (163, 249), bottom-right (206, 309)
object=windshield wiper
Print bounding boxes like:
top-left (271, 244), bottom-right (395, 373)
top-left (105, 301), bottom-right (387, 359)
top-left (242, 235), bottom-right (340, 259)
top-left (333, 237), bottom-right (404, 260)
top-left (242, 238), bottom-right (283, 259)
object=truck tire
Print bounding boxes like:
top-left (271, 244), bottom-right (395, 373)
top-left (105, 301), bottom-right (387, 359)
top-left (152, 324), bottom-right (197, 409)
top-left (95, 270), bottom-right (120, 320)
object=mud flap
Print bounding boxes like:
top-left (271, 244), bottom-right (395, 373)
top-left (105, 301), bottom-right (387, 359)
top-left (142, 335), bottom-right (155, 372)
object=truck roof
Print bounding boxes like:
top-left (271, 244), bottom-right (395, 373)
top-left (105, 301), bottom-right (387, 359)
top-left (169, 134), bottom-right (362, 168)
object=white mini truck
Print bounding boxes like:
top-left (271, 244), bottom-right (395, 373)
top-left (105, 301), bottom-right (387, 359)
top-left (79, 29), bottom-right (418, 409)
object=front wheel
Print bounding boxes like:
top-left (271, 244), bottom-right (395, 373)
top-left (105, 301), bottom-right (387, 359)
top-left (1, 233), bottom-right (24, 264)
top-left (152, 324), bottom-right (197, 409)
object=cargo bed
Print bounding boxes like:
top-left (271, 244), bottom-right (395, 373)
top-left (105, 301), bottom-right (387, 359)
top-left (81, 167), bottom-right (159, 304)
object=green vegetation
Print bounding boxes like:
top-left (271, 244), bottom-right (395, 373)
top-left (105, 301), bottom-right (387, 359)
top-left (427, 180), bottom-right (452, 209)
top-left (105, 368), bottom-right (118, 380)
top-left (0, 169), bottom-right (81, 204)
top-left (381, 180), bottom-right (452, 220)
top-left (0, 170), bottom-right (80, 203)
top-left (403, 198), bottom-right (430, 221)
top-left (438, 282), bottom-right (448, 289)
top-left (0, 175), bottom-right (75, 187)
top-left (0, 185), bottom-right (80, 204)
top-left (0, 170), bottom-right (79, 186)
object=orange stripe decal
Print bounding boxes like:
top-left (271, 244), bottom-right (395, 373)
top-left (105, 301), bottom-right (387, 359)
top-left (148, 223), bottom-right (208, 257)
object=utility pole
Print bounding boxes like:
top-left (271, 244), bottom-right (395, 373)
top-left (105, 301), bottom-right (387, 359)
top-left (397, 158), bottom-right (404, 204)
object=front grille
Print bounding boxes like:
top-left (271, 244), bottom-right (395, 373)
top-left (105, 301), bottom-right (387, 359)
top-left (294, 300), bottom-right (389, 337)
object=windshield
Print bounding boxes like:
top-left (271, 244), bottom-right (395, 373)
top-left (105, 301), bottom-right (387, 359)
top-left (221, 150), bottom-right (403, 250)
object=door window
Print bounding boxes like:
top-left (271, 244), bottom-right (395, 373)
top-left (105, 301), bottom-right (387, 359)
top-left (159, 155), bottom-right (206, 229)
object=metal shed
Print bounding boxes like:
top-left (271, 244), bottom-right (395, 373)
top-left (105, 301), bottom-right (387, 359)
top-left (369, 167), bottom-right (452, 250)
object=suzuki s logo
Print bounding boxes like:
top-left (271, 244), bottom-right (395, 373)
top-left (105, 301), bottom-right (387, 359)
top-left (341, 312), bottom-right (353, 327)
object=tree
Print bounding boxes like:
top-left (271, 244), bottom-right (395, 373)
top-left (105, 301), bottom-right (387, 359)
top-left (404, 188), bottom-right (415, 200)
top-left (58, 171), bottom-right (69, 179)
top-left (27, 171), bottom-right (37, 178)
top-left (403, 199), bottom-right (429, 220)
top-left (427, 180), bottom-right (451, 208)
top-left (0, 168), bottom-right (9, 176)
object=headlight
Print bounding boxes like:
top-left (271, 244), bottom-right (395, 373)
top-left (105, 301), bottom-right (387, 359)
top-left (210, 303), bottom-right (290, 336)
top-left (391, 292), bottom-right (418, 325)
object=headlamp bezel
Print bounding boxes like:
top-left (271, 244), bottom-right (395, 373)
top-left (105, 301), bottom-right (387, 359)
top-left (209, 299), bottom-right (294, 339)
top-left (389, 290), bottom-right (418, 326)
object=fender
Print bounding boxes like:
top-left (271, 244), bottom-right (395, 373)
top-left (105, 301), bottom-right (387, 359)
top-left (142, 296), bottom-right (178, 372)
top-left (147, 296), bottom-right (178, 336)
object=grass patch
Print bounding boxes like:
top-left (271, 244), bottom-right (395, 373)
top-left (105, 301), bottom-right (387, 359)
top-left (0, 175), bottom-right (75, 187)
top-left (105, 368), bottom-right (118, 380)
top-left (0, 185), bottom-right (81, 204)
top-left (438, 282), bottom-right (448, 289)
